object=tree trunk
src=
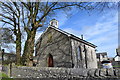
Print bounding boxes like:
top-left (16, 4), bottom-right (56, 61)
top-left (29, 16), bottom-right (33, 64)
top-left (16, 32), bottom-right (21, 65)
top-left (22, 28), bottom-right (37, 66)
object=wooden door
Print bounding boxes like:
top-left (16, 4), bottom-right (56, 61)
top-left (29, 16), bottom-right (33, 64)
top-left (48, 54), bottom-right (54, 67)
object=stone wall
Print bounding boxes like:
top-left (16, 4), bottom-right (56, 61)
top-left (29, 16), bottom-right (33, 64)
top-left (36, 27), bottom-right (72, 68)
top-left (2, 65), bottom-right (9, 75)
top-left (71, 39), bottom-right (98, 68)
top-left (7, 66), bottom-right (120, 79)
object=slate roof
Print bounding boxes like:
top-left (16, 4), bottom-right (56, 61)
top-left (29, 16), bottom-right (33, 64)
top-left (36, 26), bottom-right (97, 48)
top-left (96, 52), bottom-right (107, 58)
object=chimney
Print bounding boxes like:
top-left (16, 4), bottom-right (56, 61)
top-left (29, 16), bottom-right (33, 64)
top-left (81, 35), bottom-right (83, 39)
top-left (49, 19), bottom-right (58, 28)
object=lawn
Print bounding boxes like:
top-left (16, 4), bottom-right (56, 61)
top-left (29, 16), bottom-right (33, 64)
top-left (113, 65), bottom-right (120, 67)
top-left (0, 72), bottom-right (14, 80)
top-left (0, 72), bottom-right (8, 78)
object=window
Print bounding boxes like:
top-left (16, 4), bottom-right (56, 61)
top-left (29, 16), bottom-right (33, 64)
top-left (83, 45), bottom-right (86, 52)
top-left (77, 46), bottom-right (82, 60)
top-left (91, 50), bottom-right (93, 61)
top-left (102, 55), bottom-right (106, 58)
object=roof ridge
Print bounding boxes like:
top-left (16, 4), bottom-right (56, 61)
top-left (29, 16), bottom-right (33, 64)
top-left (49, 26), bottom-right (96, 48)
top-left (36, 26), bottom-right (97, 48)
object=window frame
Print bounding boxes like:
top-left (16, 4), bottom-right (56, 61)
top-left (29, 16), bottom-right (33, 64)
top-left (77, 46), bottom-right (82, 60)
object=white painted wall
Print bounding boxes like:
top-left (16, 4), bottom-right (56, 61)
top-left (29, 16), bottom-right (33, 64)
top-left (114, 56), bottom-right (120, 61)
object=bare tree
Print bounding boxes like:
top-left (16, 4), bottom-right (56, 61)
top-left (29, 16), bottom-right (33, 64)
top-left (0, 1), bottom-right (118, 66)
top-left (20, 2), bottom-right (96, 66)
top-left (0, 2), bottom-right (22, 65)
top-left (0, 28), bottom-right (14, 49)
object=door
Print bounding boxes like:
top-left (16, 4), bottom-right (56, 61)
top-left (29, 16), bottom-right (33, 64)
top-left (48, 54), bottom-right (54, 67)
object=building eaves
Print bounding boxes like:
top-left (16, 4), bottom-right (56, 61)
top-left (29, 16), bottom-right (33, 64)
top-left (69, 34), bottom-right (97, 48)
top-left (36, 26), bottom-right (97, 48)
top-left (51, 26), bottom-right (97, 48)
top-left (96, 52), bottom-right (107, 55)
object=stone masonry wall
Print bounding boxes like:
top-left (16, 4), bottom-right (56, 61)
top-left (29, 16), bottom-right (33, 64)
top-left (10, 66), bottom-right (120, 79)
top-left (2, 65), bottom-right (9, 75)
top-left (71, 39), bottom-right (98, 69)
top-left (36, 27), bottom-right (72, 68)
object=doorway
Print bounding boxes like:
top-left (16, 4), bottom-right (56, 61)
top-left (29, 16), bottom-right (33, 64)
top-left (48, 53), bottom-right (54, 67)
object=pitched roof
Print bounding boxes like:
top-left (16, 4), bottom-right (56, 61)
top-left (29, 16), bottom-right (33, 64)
top-left (96, 52), bottom-right (107, 58)
top-left (36, 26), bottom-right (97, 48)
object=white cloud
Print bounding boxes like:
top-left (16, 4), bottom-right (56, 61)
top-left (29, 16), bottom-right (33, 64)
top-left (81, 13), bottom-right (118, 40)
top-left (57, 14), bottom-right (68, 27)
top-left (63, 12), bottom-right (118, 57)
top-left (63, 28), bottom-right (82, 37)
top-left (56, 7), bottom-right (79, 27)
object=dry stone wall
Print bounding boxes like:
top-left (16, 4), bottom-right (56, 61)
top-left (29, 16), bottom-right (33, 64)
top-left (8, 66), bottom-right (120, 79)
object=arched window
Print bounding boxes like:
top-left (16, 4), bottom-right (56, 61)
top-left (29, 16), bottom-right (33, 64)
top-left (91, 50), bottom-right (93, 61)
top-left (48, 53), bottom-right (54, 67)
top-left (77, 46), bottom-right (82, 60)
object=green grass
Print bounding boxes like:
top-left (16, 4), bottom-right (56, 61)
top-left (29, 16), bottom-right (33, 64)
top-left (113, 65), bottom-right (120, 67)
top-left (0, 72), bottom-right (8, 78)
top-left (1, 78), bottom-right (14, 80)
top-left (0, 72), bottom-right (14, 80)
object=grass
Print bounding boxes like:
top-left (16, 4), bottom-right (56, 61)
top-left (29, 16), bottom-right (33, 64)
top-left (113, 65), bottom-right (120, 68)
top-left (0, 72), bottom-right (8, 78)
top-left (0, 72), bottom-right (14, 80)
top-left (113, 65), bottom-right (120, 67)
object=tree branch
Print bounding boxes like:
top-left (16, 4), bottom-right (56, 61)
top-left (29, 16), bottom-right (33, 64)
top-left (0, 5), bottom-right (13, 16)
top-left (0, 13), bottom-right (14, 22)
top-left (52, 3), bottom-right (83, 11)
top-left (24, 27), bottom-right (30, 34)
top-left (0, 19), bottom-right (14, 26)
top-left (12, 2), bottom-right (20, 17)
top-left (0, 2), bottom-right (18, 17)
top-left (37, 2), bottom-right (58, 23)
top-left (21, 2), bottom-right (29, 10)
top-left (34, 2), bottom-right (39, 21)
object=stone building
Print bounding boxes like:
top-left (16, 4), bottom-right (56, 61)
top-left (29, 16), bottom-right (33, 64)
top-left (35, 19), bottom-right (98, 68)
